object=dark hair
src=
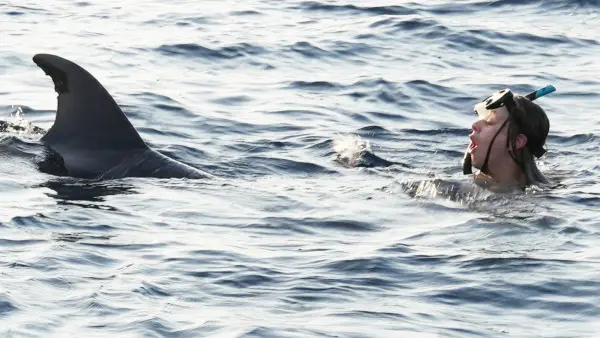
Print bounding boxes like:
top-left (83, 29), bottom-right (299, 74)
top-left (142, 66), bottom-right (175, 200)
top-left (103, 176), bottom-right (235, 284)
top-left (506, 95), bottom-right (550, 185)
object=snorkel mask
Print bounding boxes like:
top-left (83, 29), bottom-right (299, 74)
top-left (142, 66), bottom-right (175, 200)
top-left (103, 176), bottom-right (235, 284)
top-left (462, 85), bottom-right (556, 175)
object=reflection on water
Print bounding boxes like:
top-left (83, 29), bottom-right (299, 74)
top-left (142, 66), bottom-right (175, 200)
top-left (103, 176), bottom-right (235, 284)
top-left (39, 179), bottom-right (137, 209)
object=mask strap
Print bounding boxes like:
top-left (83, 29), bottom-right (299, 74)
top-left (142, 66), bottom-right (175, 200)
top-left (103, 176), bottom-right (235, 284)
top-left (506, 123), bottom-right (525, 170)
top-left (503, 101), bottom-right (529, 171)
top-left (480, 118), bottom-right (509, 174)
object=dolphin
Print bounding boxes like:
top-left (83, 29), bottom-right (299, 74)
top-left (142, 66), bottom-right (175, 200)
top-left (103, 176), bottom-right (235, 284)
top-left (32, 53), bottom-right (211, 180)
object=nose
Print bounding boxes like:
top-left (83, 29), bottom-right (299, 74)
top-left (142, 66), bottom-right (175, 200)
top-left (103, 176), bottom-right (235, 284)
top-left (471, 119), bottom-right (481, 133)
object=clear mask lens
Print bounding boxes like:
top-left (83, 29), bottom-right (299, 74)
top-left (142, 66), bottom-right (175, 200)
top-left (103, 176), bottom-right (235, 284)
top-left (474, 101), bottom-right (491, 120)
top-left (474, 89), bottom-right (512, 119)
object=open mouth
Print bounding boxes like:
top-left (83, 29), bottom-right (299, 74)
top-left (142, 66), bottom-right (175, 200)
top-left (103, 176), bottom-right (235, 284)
top-left (468, 138), bottom-right (478, 153)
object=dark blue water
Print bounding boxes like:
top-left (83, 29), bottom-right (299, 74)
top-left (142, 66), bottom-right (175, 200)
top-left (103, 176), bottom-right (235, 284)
top-left (1, 1), bottom-right (600, 337)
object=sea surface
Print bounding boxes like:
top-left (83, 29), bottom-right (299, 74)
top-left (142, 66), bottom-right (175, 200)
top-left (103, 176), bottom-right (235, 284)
top-left (1, 0), bottom-right (600, 337)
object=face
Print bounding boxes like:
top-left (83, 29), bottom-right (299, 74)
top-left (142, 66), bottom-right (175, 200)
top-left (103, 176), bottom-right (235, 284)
top-left (468, 104), bottom-right (511, 170)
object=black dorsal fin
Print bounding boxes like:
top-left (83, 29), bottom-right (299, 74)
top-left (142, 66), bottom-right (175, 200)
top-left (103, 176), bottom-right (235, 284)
top-left (33, 54), bottom-right (148, 152)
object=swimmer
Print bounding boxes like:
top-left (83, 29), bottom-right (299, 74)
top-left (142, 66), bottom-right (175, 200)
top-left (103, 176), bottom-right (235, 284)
top-left (462, 86), bottom-right (555, 191)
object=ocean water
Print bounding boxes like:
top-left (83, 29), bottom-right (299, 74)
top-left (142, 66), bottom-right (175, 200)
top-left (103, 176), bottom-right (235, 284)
top-left (1, 0), bottom-right (600, 337)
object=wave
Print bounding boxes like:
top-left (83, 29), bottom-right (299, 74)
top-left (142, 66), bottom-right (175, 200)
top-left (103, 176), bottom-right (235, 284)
top-left (370, 17), bottom-right (438, 31)
top-left (547, 133), bottom-right (599, 145)
top-left (0, 297), bottom-right (18, 317)
top-left (288, 81), bottom-right (340, 91)
top-left (232, 156), bottom-right (338, 176)
top-left (156, 43), bottom-right (267, 60)
top-left (245, 216), bottom-right (380, 234)
top-left (287, 41), bottom-right (332, 59)
top-left (423, 0), bottom-right (600, 14)
top-left (295, 1), bottom-right (416, 16)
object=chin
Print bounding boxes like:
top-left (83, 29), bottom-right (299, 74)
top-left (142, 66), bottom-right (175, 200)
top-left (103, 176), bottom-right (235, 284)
top-left (470, 154), bottom-right (482, 170)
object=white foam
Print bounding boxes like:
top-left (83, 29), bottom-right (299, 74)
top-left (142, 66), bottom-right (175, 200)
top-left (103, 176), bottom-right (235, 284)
top-left (332, 134), bottom-right (372, 168)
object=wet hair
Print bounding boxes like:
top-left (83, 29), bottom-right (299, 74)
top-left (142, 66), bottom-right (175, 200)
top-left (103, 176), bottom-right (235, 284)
top-left (505, 95), bottom-right (550, 185)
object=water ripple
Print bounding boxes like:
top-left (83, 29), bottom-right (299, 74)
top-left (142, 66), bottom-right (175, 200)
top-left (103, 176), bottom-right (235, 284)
top-left (1, 0), bottom-right (600, 336)
top-left (296, 2), bottom-right (416, 16)
top-left (157, 43), bottom-right (267, 60)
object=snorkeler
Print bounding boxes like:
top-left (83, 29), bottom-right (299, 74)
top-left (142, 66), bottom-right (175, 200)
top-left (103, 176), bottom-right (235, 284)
top-left (462, 86), bottom-right (555, 190)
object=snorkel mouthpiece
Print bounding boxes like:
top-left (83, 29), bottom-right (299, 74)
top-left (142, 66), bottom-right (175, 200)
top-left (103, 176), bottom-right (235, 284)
top-left (462, 85), bottom-right (556, 175)
top-left (462, 146), bottom-right (474, 175)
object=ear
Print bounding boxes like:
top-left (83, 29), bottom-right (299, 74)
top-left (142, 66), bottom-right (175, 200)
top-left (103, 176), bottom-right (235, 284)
top-left (515, 134), bottom-right (528, 150)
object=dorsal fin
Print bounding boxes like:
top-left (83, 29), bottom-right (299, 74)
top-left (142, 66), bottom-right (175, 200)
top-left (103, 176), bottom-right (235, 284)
top-left (33, 54), bottom-right (147, 151)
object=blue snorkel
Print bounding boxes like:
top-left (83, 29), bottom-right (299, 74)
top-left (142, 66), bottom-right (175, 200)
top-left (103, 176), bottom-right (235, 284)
top-left (462, 85), bottom-right (556, 175)
top-left (524, 85), bottom-right (556, 101)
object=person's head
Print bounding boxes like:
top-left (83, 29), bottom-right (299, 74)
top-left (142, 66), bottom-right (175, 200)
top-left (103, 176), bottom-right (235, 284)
top-left (465, 88), bottom-right (550, 186)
